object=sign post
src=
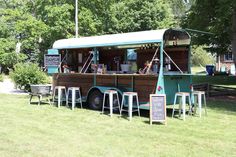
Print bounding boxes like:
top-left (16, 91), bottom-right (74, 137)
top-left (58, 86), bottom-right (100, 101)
top-left (150, 94), bottom-right (167, 125)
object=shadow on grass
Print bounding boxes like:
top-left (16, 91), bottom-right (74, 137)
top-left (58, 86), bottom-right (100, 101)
top-left (206, 100), bottom-right (236, 114)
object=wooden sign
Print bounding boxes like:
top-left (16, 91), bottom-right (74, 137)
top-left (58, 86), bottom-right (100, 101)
top-left (150, 94), bottom-right (166, 125)
top-left (44, 54), bottom-right (61, 67)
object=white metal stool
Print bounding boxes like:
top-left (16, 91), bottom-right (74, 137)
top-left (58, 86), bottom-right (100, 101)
top-left (172, 92), bottom-right (192, 121)
top-left (120, 92), bottom-right (140, 121)
top-left (192, 91), bottom-right (207, 117)
top-left (53, 86), bottom-right (67, 108)
top-left (102, 90), bottom-right (120, 117)
top-left (66, 87), bottom-right (82, 110)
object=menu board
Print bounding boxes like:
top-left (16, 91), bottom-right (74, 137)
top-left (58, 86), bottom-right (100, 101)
top-left (44, 54), bottom-right (61, 67)
top-left (150, 94), bottom-right (166, 125)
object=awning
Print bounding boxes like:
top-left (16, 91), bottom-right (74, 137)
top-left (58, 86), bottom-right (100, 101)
top-left (52, 28), bottom-right (190, 49)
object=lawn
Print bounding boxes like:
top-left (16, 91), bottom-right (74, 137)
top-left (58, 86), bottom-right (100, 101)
top-left (0, 94), bottom-right (236, 157)
top-left (192, 66), bottom-right (236, 88)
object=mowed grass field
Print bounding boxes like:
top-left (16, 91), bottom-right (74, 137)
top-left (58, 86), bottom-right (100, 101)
top-left (0, 94), bottom-right (236, 157)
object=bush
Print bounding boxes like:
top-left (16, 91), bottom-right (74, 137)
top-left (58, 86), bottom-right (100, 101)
top-left (0, 52), bottom-right (27, 74)
top-left (10, 62), bottom-right (49, 91)
top-left (191, 46), bottom-right (215, 66)
top-left (0, 74), bottom-right (3, 82)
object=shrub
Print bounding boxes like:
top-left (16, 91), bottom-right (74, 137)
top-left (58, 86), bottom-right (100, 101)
top-left (191, 46), bottom-right (215, 66)
top-left (0, 74), bottom-right (3, 82)
top-left (10, 62), bottom-right (49, 91)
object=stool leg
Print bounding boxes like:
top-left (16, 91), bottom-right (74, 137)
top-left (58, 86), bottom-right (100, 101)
top-left (102, 93), bottom-right (106, 114)
top-left (116, 93), bottom-right (121, 113)
top-left (136, 95), bottom-right (140, 117)
top-left (120, 94), bottom-right (125, 115)
top-left (198, 93), bottom-right (202, 118)
top-left (203, 93), bottom-right (207, 116)
top-left (182, 95), bottom-right (186, 121)
top-left (58, 88), bottom-right (61, 108)
top-left (179, 96), bottom-right (182, 118)
top-left (188, 95), bottom-right (192, 116)
top-left (72, 89), bottom-right (75, 110)
top-left (47, 97), bottom-right (51, 105)
top-left (128, 95), bottom-right (133, 121)
top-left (52, 89), bottom-right (56, 104)
top-left (79, 89), bottom-right (83, 109)
top-left (29, 95), bottom-right (33, 105)
top-left (109, 93), bottom-right (113, 117)
top-left (38, 95), bottom-right (41, 106)
top-left (172, 94), bottom-right (177, 118)
top-left (66, 90), bottom-right (69, 107)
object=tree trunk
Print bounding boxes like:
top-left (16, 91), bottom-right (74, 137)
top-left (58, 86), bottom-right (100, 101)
top-left (232, 8), bottom-right (236, 66)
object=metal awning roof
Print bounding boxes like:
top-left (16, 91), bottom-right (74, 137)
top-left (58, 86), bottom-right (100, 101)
top-left (52, 28), bottom-right (190, 49)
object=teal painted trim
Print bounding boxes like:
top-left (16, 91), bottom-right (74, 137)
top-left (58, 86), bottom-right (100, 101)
top-left (156, 42), bottom-right (165, 94)
top-left (48, 49), bottom-right (59, 54)
top-left (55, 39), bottom-right (163, 49)
top-left (93, 47), bottom-right (97, 64)
top-left (93, 48), bottom-right (97, 86)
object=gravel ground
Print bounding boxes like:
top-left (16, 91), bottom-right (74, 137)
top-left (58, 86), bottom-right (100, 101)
top-left (0, 78), bottom-right (27, 94)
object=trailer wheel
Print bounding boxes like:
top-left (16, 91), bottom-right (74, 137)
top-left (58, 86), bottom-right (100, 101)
top-left (88, 90), bottom-right (103, 110)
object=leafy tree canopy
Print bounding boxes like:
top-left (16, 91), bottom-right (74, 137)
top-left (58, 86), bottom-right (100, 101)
top-left (0, 0), bottom-right (184, 71)
top-left (182, 0), bottom-right (236, 57)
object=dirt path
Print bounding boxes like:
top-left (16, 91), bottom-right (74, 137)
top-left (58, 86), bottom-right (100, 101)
top-left (0, 78), bottom-right (27, 94)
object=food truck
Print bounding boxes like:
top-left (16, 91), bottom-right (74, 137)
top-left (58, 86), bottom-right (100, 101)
top-left (49, 28), bottom-right (192, 110)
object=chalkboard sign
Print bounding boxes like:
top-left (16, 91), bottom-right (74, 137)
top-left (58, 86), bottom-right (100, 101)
top-left (150, 94), bottom-right (166, 125)
top-left (44, 54), bottom-right (61, 67)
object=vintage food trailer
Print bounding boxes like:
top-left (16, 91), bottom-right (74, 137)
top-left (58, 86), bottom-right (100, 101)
top-left (50, 28), bottom-right (192, 110)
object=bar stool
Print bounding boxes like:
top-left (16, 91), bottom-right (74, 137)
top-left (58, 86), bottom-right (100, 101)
top-left (66, 87), bottom-right (82, 110)
top-left (102, 90), bottom-right (120, 117)
top-left (53, 86), bottom-right (67, 108)
top-left (172, 92), bottom-right (192, 121)
top-left (192, 91), bottom-right (207, 117)
top-left (120, 92), bottom-right (140, 121)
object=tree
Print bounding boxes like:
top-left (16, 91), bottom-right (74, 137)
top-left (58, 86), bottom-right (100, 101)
top-left (109, 0), bottom-right (175, 33)
top-left (182, 0), bottom-right (236, 65)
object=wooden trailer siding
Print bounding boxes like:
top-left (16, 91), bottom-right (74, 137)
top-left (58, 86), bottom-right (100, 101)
top-left (53, 73), bottom-right (94, 96)
top-left (133, 75), bottom-right (157, 102)
top-left (53, 73), bottom-right (158, 103)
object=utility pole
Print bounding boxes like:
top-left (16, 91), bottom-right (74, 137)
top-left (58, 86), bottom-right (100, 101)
top-left (75, 0), bottom-right (78, 38)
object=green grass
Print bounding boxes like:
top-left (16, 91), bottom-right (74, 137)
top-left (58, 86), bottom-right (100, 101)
top-left (192, 75), bottom-right (236, 88)
top-left (191, 66), bottom-right (236, 88)
top-left (0, 94), bottom-right (236, 157)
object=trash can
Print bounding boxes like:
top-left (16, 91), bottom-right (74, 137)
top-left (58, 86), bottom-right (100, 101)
top-left (206, 65), bottom-right (214, 75)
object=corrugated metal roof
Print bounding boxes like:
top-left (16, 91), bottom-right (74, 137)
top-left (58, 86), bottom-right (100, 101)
top-left (53, 29), bottom-right (168, 49)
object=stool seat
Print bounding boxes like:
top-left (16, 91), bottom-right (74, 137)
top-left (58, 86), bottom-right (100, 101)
top-left (104, 90), bottom-right (117, 94)
top-left (120, 92), bottom-right (140, 121)
top-left (175, 92), bottom-right (190, 96)
top-left (123, 92), bottom-right (138, 96)
top-left (172, 92), bottom-right (192, 121)
top-left (192, 91), bottom-right (205, 95)
top-left (102, 90), bottom-right (120, 117)
top-left (66, 87), bottom-right (82, 110)
top-left (53, 86), bottom-right (67, 107)
top-left (192, 91), bottom-right (207, 117)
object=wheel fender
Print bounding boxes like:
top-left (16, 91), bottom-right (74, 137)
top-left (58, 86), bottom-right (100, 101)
top-left (86, 86), bottom-right (123, 102)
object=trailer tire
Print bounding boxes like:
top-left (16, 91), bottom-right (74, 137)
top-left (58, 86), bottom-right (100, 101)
top-left (88, 90), bottom-right (103, 110)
